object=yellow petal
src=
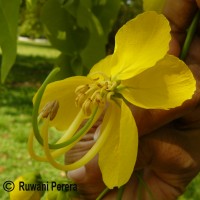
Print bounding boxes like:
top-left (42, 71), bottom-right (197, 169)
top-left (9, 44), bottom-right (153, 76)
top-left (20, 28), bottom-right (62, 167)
top-left (99, 100), bottom-right (138, 188)
top-left (88, 54), bottom-right (117, 79)
top-left (120, 55), bottom-right (196, 109)
top-left (10, 176), bottom-right (41, 200)
top-left (111, 11), bottom-right (171, 80)
top-left (39, 76), bottom-right (92, 130)
top-left (143, 0), bottom-right (166, 12)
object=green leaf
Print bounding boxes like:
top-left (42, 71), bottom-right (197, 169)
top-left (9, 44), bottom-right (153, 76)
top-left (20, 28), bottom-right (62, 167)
top-left (55, 53), bottom-right (85, 78)
top-left (80, 0), bottom-right (122, 69)
top-left (41, 0), bottom-right (89, 55)
top-left (26, 0), bottom-right (37, 8)
top-left (0, 0), bottom-right (20, 83)
top-left (55, 53), bottom-right (75, 79)
top-left (93, 0), bottom-right (122, 36)
top-left (76, 0), bottom-right (105, 68)
top-left (41, 0), bottom-right (121, 76)
top-left (62, 0), bottom-right (85, 18)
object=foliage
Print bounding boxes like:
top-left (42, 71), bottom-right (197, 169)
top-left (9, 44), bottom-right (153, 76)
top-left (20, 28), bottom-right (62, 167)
top-left (18, 0), bottom-right (46, 39)
top-left (41, 0), bottom-right (122, 78)
top-left (0, 43), bottom-right (61, 200)
top-left (0, 0), bottom-right (143, 83)
top-left (0, 0), bottom-right (20, 83)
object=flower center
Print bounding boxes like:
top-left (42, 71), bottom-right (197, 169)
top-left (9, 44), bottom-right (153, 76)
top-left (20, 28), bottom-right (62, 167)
top-left (75, 77), bottom-right (118, 115)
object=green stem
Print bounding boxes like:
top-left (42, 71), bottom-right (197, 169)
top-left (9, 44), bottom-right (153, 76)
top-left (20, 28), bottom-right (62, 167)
top-left (96, 187), bottom-right (110, 200)
top-left (138, 175), bottom-right (143, 200)
top-left (51, 107), bottom-right (98, 149)
top-left (180, 10), bottom-right (200, 60)
top-left (117, 185), bottom-right (126, 200)
top-left (32, 67), bottom-right (60, 147)
top-left (135, 172), bottom-right (156, 200)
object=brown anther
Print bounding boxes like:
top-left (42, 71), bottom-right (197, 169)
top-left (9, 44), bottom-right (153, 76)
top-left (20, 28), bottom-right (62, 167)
top-left (82, 98), bottom-right (92, 116)
top-left (40, 100), bottom-right (59, 121)
top-left (95, 99), bottom-right (101, 104)
top-left (97, 83), bottom-right (103, 88)
top-left (93, 77), bottom-right (99, 81)
top-left (95, 93), bottom-right (102, 104)
top-left (75, 77), bottom-right (118, 115)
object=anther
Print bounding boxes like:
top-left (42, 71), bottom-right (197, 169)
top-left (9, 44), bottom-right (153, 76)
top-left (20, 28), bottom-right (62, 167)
top-left (85, 85), bottom-right (98, 95)
top-left (97, 83), bottom-right (103, 88)
top-left (82, 98), bottom-right (92, 116)
top-left (75, 84), bottom-right (89, 95)
top-left (75, 93), bottom-right (86, 107)
top-left (40, 100), bottom-right (59, 121)
top-left (94, 93), bottom-right (102, 104)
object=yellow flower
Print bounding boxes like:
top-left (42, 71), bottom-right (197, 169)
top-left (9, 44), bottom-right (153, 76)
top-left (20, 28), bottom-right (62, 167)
top-left (10, 172), bottom-right (42, 200)
top-left (29, 11), bottom-right (196, 189)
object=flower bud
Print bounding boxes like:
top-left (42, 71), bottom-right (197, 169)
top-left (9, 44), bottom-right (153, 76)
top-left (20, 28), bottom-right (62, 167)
top-left (10, 172), bottom-right (43, 200)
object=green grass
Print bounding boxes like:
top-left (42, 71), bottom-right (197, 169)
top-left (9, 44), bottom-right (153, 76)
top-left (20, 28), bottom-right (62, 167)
top-left (0, 41), bottom-right (200, 199)
top-left (178, 175), bottom-right (200, 200)
top-left (0, 42), bottom-right (65, 200)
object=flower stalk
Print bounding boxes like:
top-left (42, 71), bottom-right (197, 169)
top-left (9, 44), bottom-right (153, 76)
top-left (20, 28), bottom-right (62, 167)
top-left (180, 10), bottom-right (200, 60)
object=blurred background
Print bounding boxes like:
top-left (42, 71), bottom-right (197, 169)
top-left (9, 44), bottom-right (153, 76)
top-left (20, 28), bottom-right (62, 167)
top-left (0, 0), bottom-right (199, 199)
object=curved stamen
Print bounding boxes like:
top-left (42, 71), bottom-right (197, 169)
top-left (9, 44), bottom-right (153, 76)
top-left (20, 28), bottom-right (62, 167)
top-left (52, 107), bottom-right (100, 150)
top-left (56, 110), bottom-right (85, 144)
top-left (28, 107), bottom-right (101, 161)
top-left (51, 107), bottom-right (102, 158)
top-left (43, 109), bottom-right (111, 171)
top-left (33, 67), bottom-right (96, 150)
top-left (28, 130), bottom-right (47, 162)
top-left (32, 67), bottom-right (60, 147)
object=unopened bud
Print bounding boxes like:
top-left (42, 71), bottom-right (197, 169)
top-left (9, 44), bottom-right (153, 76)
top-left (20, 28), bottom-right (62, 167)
top-left (10, 172), bottom-right (43, 200)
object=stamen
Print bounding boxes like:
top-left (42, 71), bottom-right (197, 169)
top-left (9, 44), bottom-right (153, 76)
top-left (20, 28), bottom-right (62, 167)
top-left (75, 84), bottom-right (89, 94)
top-left (107, 92), bottom-right (114, 101)
top-left (32, 67), bottom-right (60, 147)
top-left (75, 93), bottom-right (86, 107)
top-left (40, 100), bottom-right (59, 121)
top-left (82, 98), bottom-right (92, 116)
top-left (74, 75), bottom-right (120, 116)
top-left (108, 82), bottom-right (118, 91)
top-left (28, 128), bottom-right (48, 162)
top-left (95, 93), bottom-right (103, 104)
top-left (90, 90), bottom-right (101, 101)
top-left (43, 108), bottom-right (110, 171)
top-left (56, 110), bottom-right (85, 144)
top-left (52, 106), bottom-right (101, 158)
top-left (85, 85), bottom-right (97, 95)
